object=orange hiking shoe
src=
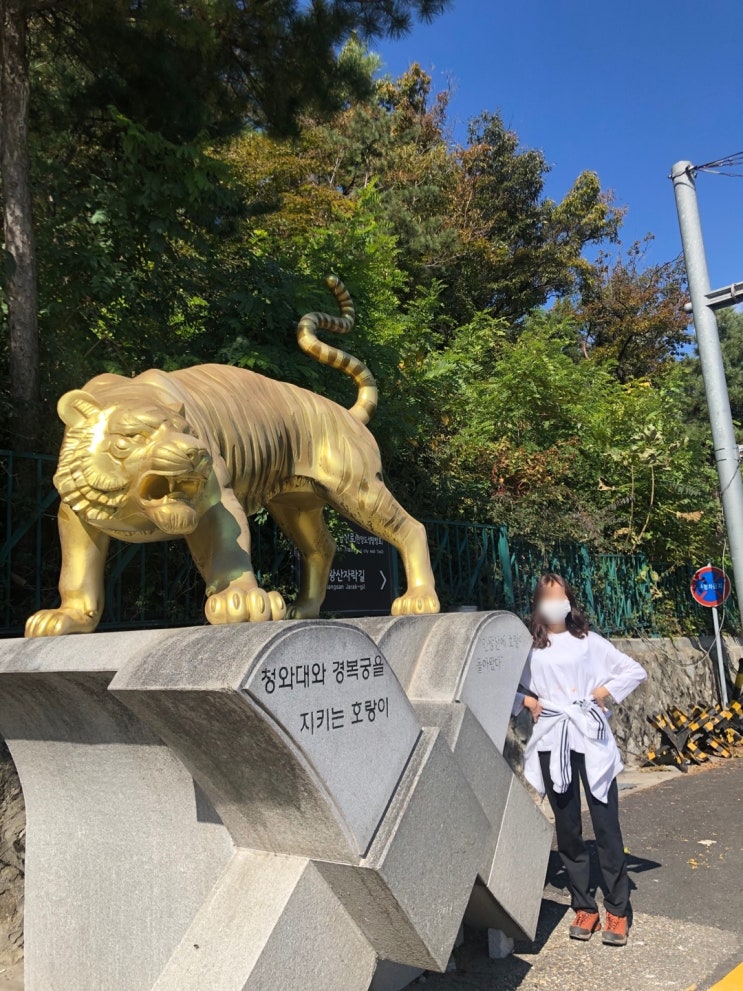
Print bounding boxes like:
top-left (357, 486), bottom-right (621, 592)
top-left (569, 910), bottom-right (601, 940)
top-left (602, 912), bottom-right (628, 946)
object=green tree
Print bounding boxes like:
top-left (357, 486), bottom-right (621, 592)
top-left (3, 20), bottom-right (711, 572)
top-left (1, 0), bottom-right (451, 448)
top-left (243, 61), bottom-right (623, 325)
top-left (681, 307), bottom-right (743, 428)
top-left (1, 0), bottom-right (39, 446)
top-left (413, 309), bottom-right (719, 562)
top-left (678, 307), bottom-right (743, 538)
top-left (446, 114), bottom-right (623, 324)
top-left (563, 237), bottom-right (690, 382)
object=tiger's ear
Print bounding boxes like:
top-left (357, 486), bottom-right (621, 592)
top-left (165, 401), bottom-right (186, 418)
top-left (57, 390), bottom-right (102, 428)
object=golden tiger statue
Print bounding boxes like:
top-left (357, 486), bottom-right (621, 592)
top-left (25, 276), bottom-right (440, 636)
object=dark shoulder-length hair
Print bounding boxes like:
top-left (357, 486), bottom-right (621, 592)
top-left (529, 572), bottom-right (590, 649)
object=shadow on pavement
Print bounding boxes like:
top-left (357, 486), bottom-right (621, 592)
top-left (512, 897), bottom-right (571, 956)
top-left (439, 899), bottom-right (571, 990)
top-left (543, 843), bottom-right (662, 932)
top-left (447, 846), bottom-right (663, 990)
top-left (545, 844), bottom-right (662, 897)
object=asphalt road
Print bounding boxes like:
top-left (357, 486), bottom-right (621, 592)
top-left (417, 757), bottom-right (743, 991)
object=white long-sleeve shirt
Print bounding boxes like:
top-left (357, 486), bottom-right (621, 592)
top-left (512, 630), bottom-right (647, 800)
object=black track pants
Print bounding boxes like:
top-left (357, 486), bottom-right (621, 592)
top-left (539, 749), bottom-right (630, 916)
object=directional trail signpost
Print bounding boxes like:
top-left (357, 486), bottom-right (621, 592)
top-left (691, 564), bottom-right (731, 707)
top-left (316, 522), bottom-right (395, 616)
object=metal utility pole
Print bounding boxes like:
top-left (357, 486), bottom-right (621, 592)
top-left (710, 588), bottom-right (728, 707)
top-left (671, 161), bottom-right (743, 652)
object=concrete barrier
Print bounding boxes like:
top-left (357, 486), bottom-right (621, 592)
top-left (0, 614), bottom-right (552, 991)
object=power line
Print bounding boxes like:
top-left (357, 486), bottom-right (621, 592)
top-left (691, 151), bottom-right (743, 178)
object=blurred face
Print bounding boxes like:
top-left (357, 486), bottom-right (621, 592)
top-left (537, 581), bottom-right (572, 627)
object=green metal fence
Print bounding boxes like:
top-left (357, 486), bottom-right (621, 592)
top-left (1, 449), bottom-right (737, 638)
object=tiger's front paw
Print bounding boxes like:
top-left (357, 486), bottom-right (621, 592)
top-left (206, 580), bottom-right (287, 625)
top-left (25, 606), bottom-right (99, 637)
top-left (391, 586), bottom-right (440, 616)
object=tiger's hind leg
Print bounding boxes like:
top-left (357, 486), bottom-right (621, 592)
top-left (266, 496), bottom-right (336, 619)
top-left (327, 482), bottom-right (439, 616)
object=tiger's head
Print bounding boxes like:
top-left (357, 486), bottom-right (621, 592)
top-left (54, 389), bottom-right (212, 538)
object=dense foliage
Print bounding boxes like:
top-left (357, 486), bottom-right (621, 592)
top-left (0, 10), bottom-right (731, 572)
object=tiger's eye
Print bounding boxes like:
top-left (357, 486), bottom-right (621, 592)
top-left (110, 437), bottom-right (133, 458)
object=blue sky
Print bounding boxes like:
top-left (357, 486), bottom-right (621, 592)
top-left (375, 0), bottom-right (743, 289)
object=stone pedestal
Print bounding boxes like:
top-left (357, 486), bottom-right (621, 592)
top-left (0, 613), bottom-right (551, 991)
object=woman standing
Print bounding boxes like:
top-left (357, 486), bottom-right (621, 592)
top-left (512, 573), bottom-right (647, 946)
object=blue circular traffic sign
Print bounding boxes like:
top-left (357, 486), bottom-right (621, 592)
top-left (690, 566), bottom-right (731, 608)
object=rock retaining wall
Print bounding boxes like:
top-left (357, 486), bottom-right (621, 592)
top-left (609, 635), bottom-right (741, 762)
top-left (0, 742), bottom-right (24, 964)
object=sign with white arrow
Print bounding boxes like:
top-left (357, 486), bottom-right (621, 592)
top-left (310, 521), bottom-right (395, 616)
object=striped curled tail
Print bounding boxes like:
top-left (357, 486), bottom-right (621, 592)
top-left (297, 275), bottom-right (378, 424)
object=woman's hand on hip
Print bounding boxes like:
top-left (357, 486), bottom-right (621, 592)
top-left (523, 695), bottom-right (543, 722)
top-left (592, 685), bottom-right (611, 711)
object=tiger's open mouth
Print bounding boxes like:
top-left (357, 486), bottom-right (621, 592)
top-left (138, 472), bottom-right (206, 506)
